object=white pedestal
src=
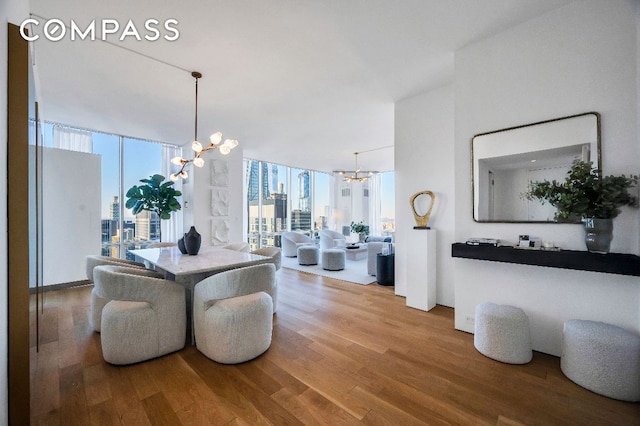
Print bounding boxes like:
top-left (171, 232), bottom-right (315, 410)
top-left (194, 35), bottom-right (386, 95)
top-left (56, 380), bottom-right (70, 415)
top-left (405, 228), bottom-right (436, 311)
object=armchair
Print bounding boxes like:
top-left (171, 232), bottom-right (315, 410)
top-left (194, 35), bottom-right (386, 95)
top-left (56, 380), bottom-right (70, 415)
top-left (193, 264), bottom-right (276, 363)
top-left (319, 229), bottom-right (347, 251)
top-left (93, 265), bottom-right (186, 364)
top-left (281, 232), bottom-right (313, 257)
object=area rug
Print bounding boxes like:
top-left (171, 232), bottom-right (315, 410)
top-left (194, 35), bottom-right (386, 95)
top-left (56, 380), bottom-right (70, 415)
top-left (281, 256), bottom-right (376, 285)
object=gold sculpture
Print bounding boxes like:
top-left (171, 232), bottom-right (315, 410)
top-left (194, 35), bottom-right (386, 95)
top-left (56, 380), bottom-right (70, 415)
top-left (410, 190), bottom-right (435, 228)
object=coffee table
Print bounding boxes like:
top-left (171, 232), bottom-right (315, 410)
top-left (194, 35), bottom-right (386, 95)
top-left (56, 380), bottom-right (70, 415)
top-left (343, 244), bottom-right (368, 261)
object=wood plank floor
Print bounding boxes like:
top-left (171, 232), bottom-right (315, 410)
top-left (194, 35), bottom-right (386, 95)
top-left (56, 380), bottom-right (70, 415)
top-left (30, 268), bottom-right (639, 425)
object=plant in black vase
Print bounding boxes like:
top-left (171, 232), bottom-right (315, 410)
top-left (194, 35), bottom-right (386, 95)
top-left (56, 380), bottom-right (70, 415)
top-left (125, 174), bottom-right (182, 242)
top-left (523, 160), bottom-right (638, 253)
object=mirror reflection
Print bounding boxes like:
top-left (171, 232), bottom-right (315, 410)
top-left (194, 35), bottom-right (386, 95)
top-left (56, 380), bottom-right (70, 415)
top-left (472, 112), bottom-right (600, 222)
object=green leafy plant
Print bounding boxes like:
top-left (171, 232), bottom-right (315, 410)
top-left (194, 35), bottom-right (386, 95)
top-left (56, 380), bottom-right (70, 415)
top-left (350, 221), bottom-right (370, 235)
top-left (523, 160), bottom-right (638, 220)
top-left (126, 175), bottom-right (182, 240)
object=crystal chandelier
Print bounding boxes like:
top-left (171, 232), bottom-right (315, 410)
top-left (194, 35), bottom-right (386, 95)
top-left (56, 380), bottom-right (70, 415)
top-left (334, 152), bottom-right (377, 182)
top-left (170, 71), bottom-right (238, 181)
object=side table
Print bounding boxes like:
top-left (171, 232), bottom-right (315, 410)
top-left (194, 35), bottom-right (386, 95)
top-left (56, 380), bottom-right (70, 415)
top-left (376, 253), bottom-right (395, 286)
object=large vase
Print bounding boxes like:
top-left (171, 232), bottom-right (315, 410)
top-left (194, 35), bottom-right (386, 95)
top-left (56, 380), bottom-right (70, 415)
top-left (358, 233), bottom-right (367, 243)
top-left (583, 218), bottom-right (613, 254)
top-left (177, 237), bottom-right (187, 254)
top-left (184, 226), bottom-right (202, 255)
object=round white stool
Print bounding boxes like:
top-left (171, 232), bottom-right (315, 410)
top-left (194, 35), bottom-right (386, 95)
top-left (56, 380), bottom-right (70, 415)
top-left (322, 249), bottom-right (345, 271)
top-left (561, 319), bottom-right (640, 401)
top-left (474, 302), bottom-right (532, 364)
top-left (297, 245), bottom-right (319, 265)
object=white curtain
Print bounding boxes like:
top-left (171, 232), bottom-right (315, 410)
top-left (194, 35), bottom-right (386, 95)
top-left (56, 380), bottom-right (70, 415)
top-left (52, 126), bottom-right (92, 152)
top-left (161, 145), bottom-right (184, 242)
top-left (368, 174), bottom-right (382, 236)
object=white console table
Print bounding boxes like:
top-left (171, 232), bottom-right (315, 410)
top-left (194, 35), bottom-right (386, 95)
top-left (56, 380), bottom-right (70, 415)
top-left (405, 228), bottom-right (437, 311)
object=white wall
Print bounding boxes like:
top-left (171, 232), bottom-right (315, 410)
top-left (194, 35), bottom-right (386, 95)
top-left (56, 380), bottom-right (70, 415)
top-left (453, 0), bottom-right (639, 356)
top-left (183, 146), bottom-right (244, 246)
top-left (395, 85), bottom-right (455, 307)
top-left (41, 148), bottom-right (101, 285)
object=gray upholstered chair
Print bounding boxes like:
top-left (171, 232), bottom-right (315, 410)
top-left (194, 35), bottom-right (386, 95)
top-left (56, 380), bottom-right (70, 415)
top-left (250, 246), bottom-right (282, 270)
top-left (319, 229), bottom-right (347, 251)
top-left (281, 232), bottom-right (313, 257)
top-left (87, 255), bottom-right (154, 332)
top-left (85, 255), bottom-right (146, 282)
top-left (146, 242), bottom-right (178, 248)
top-left (93, 265), bottom-right (186, 365)
top-left (222, 242), bottom-right (251, 253)
top-left (193, 263), bottom-right (276, 364)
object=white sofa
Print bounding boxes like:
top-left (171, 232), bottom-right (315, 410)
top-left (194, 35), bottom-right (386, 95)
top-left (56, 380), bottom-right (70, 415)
top-left (367, 242), bottom-right (394, 276)
top-left (319, 229), bottom-right (347, 250)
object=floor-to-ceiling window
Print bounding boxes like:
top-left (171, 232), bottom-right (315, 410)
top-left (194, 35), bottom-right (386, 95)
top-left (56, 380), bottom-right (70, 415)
top-left (243, 159), bottom-right (393, 249)
top-left (42, 122), bottom-right (179, 261)
top-left (379, 171), bottom-right (395, 237)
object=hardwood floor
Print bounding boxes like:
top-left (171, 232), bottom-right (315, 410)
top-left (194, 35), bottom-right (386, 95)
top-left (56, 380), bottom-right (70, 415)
top-left (30, 268), bottom-right (639, 425)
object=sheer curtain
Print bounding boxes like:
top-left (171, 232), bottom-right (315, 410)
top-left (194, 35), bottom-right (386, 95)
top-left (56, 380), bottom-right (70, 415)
top-left (368, 174), bottom-right (382, 236)
top-left (161, 144), bottom-right (183, 242)
top-left (52, 125), bottom-right (92, 152)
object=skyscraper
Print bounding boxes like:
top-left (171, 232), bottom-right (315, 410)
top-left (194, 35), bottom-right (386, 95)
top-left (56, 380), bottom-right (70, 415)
top-left (298, 170), bottom-right (310, 212)
top-left (109, 196), bottom-right (120, 221)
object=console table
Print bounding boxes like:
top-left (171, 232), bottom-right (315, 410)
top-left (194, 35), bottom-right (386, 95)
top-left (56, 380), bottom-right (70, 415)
top-left (451, 243), bottom-right (640, 276)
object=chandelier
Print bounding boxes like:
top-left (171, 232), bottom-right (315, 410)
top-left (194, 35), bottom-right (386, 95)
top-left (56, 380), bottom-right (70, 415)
top-left (334, 152), bottom-right (377, 182)
top-left (170, 71), bottom-right (238, 181)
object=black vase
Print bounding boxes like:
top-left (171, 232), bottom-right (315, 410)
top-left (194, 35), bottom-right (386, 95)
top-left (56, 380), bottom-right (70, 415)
top-left (184, 226), bottom-right (202, 255)
top-left (177, 237), bottom-right (187, 254)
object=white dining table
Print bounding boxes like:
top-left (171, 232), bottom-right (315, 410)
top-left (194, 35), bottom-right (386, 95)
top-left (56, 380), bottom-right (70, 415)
top-left (129, 245), bottom-right (271, 344)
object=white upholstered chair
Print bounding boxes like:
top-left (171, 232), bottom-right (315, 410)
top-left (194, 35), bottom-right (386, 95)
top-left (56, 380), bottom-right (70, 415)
top-left (319, 229), bottom-right (347, 251)
top-left (85, 255), bottom-right (146, 282)
top-left (86, 255), bottom-right (154, 332)
top-left (281, 232), bottom-right (313, 257)
top-left (222, 242), bottom-right (251, 252)
top-left (93, 265), bottom-right (186, 365)
top-left (193, 263), bottom-right (277, 364)
top-left (250, 246), bottom-right (282, 271)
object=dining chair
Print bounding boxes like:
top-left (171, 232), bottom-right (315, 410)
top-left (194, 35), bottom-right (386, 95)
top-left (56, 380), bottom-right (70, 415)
top-left (193, 263), bottom-right (276, 364)
top-left (222, 242), bottom-right (250, 252)
top-left (93, 265), bottom-right (186, 365)
top-left (250, 246), bottom-right (282, 271)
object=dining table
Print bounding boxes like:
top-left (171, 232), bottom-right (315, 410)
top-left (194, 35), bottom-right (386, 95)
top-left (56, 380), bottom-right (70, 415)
top-left (129, 245), bottom-right (272, 344)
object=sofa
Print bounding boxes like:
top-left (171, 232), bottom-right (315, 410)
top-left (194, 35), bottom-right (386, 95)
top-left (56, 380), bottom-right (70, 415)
top-left (367, 241), bottom-right (394, 276)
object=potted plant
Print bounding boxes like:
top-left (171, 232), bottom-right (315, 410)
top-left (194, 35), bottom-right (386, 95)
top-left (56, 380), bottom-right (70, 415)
top-left (350, 221), bottom-right (370, 243)
top-left (125, 174), bottom-right (182, 242)
top-left (524, 160), bottom-right (638, 253)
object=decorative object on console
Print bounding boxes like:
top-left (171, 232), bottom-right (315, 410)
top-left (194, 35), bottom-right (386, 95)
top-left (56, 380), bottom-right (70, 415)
top-left (466, 238), bottom-right (499, 247)
top-left (350, 221), bottom-right (370, 243)
top-left (410, 190), bottom-right (435, 229)
top-left (170, 71), bottom-right (239, 181)
top-left (125, 174), bottom-right (182, 242)
top-left (334, 152), bottom-right (378, 182)
top-left (524, 159), bottom-right (638, 253)
top-left (184, 226), bottom-right (202, 255)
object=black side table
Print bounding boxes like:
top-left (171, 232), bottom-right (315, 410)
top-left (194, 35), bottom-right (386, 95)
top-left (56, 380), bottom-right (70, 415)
top-left (376, 253), bottom-right (395, 286)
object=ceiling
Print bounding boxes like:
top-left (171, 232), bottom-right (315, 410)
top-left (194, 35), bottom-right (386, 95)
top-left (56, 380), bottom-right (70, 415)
top-left (28, 0), bottom-right (574, 173)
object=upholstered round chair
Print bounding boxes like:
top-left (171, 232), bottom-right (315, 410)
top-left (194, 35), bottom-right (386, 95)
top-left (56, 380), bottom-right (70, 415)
top-left (281, 232), bottom-right (314, 257)
top-left (193, 264), bottom-right (276, 364)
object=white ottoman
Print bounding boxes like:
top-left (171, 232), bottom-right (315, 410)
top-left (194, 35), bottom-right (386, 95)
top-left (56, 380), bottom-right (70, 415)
top-left (561, 320), bottom-right (640, 401)
top-left (474, 302), bottom-right (532, 364)
top-left (322, 249), bottom-right (345, 271)
top-left (298, 245), bottom-right (319, 265)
